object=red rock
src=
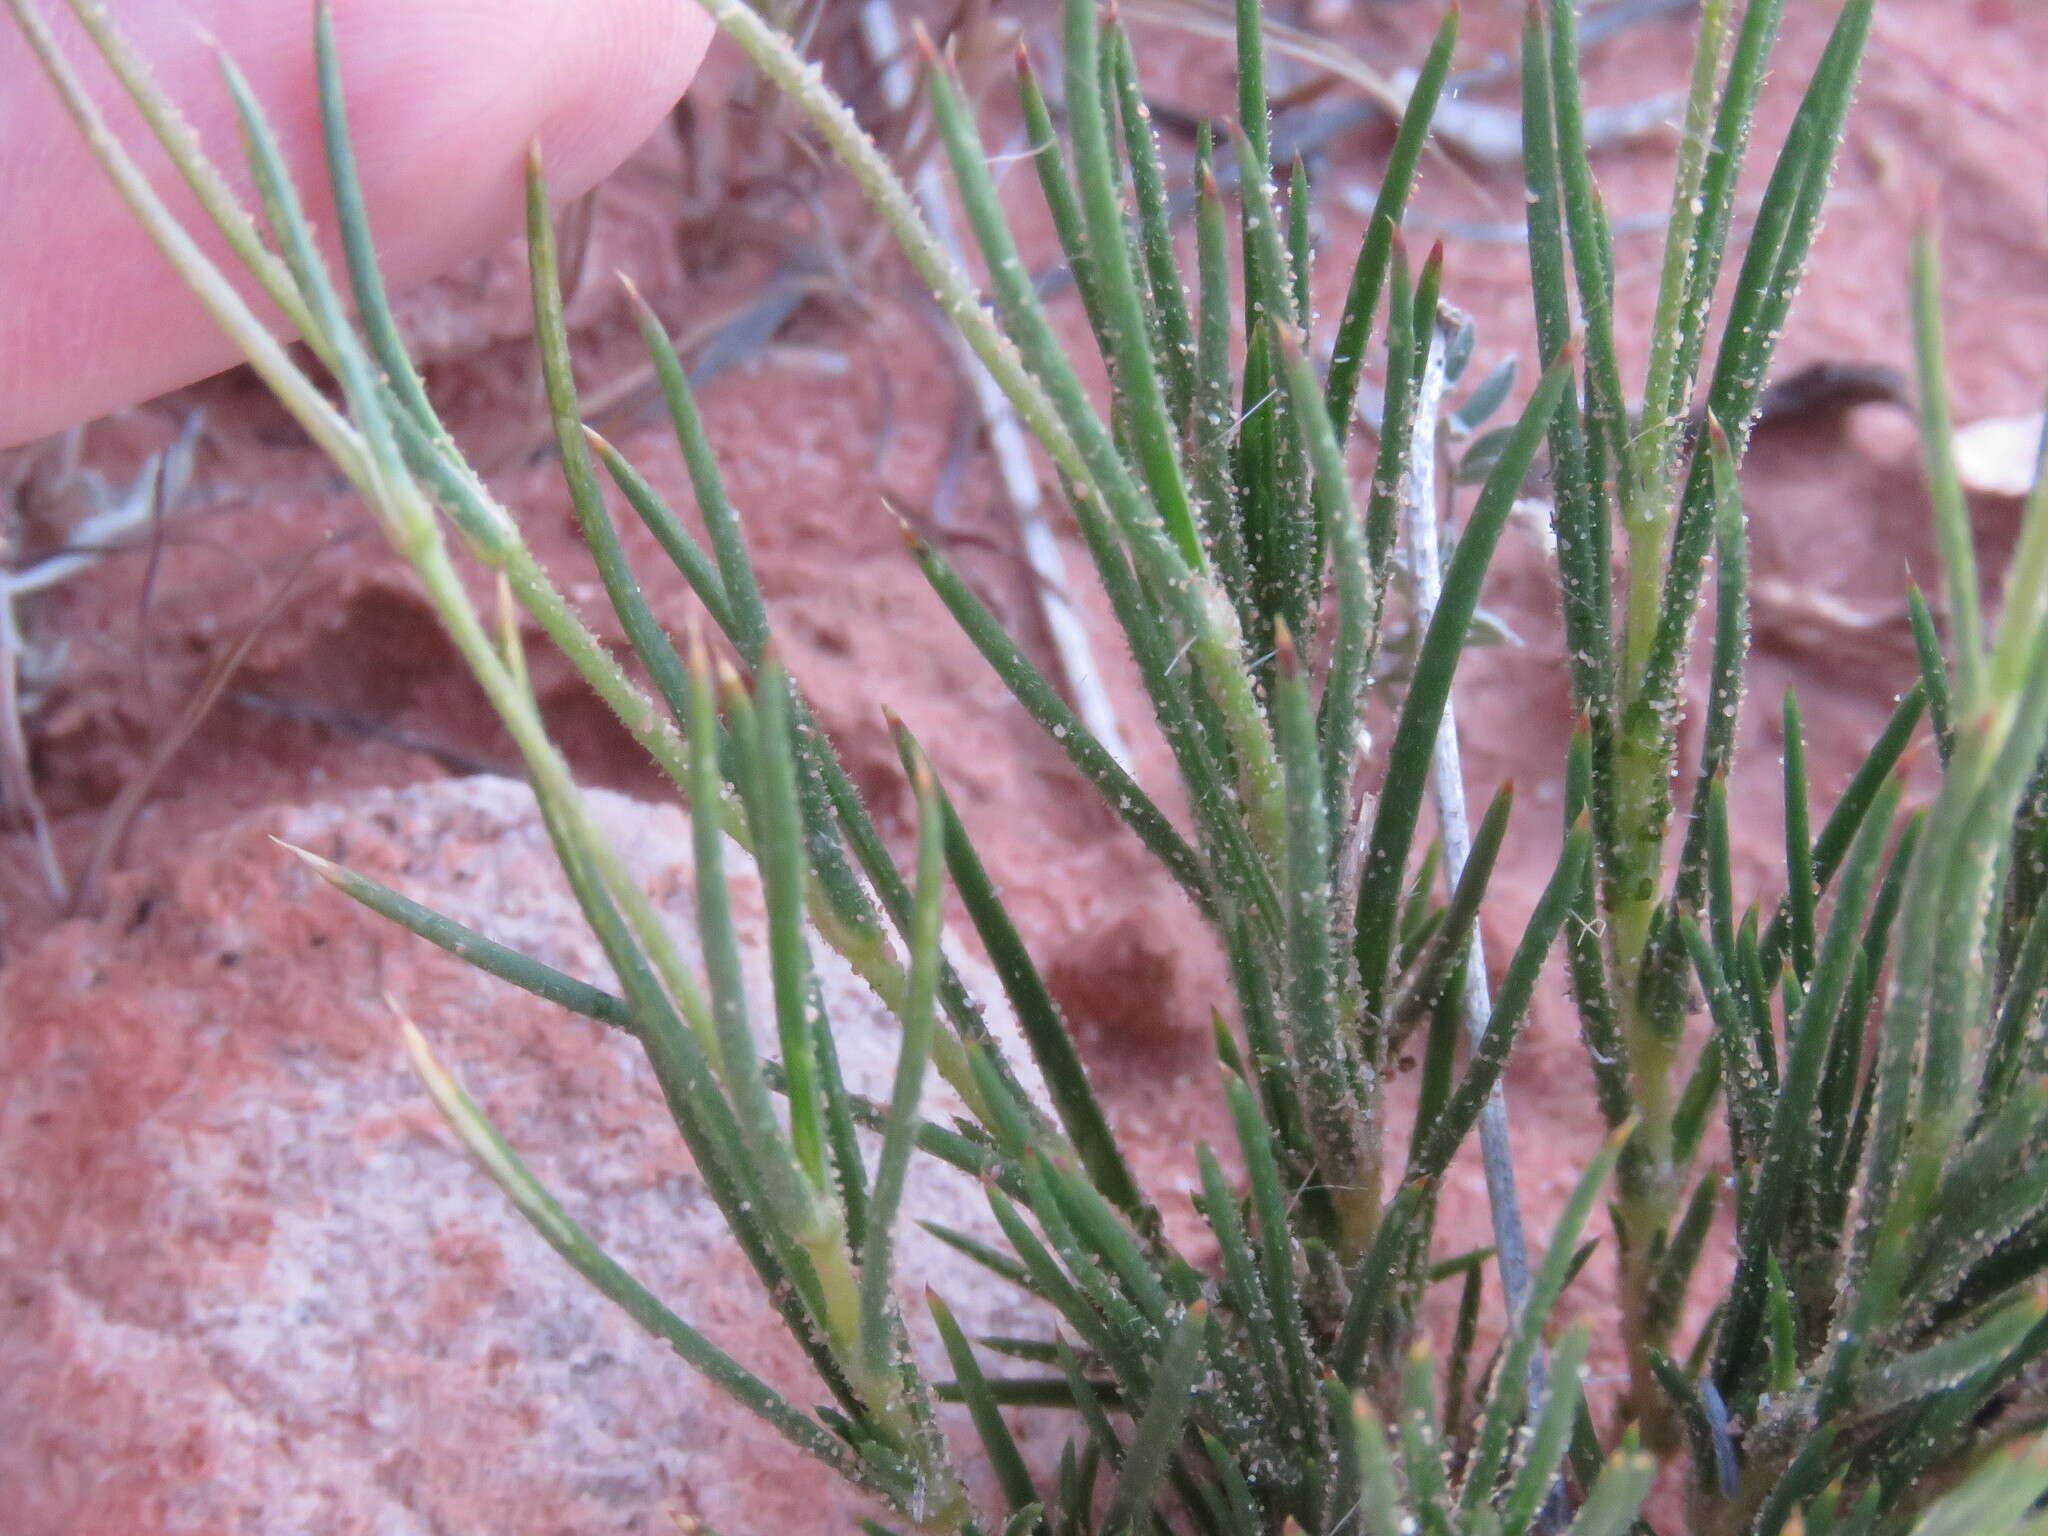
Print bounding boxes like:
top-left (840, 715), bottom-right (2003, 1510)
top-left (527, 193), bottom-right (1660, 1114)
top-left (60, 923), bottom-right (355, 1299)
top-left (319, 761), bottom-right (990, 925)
top-left (1, 777), bottom-right (1050, 1535)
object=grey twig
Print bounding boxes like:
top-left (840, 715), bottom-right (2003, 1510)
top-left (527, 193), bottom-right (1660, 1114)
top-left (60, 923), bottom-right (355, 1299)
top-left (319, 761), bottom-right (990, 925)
top-left (0, 414), bottom-right (202, 906)
top-left (1400, 304), bottom-right (1549, 1440)
top-left (1032, 0), bottom-right (1699, 307)
top-left (858, 0), bottom-right (1134, 771)
top-left (1232, 0), bottom-right (1699, 189)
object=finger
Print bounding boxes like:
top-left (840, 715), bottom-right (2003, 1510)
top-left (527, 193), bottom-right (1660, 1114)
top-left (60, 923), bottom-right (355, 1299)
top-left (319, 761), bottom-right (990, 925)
top-left (0, 0), bottom-right (712, 448)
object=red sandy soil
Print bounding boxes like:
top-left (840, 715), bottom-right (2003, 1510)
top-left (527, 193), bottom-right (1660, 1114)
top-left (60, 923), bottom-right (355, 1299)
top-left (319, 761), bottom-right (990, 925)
top-left (1, 0), bottom-right (2044, 1526)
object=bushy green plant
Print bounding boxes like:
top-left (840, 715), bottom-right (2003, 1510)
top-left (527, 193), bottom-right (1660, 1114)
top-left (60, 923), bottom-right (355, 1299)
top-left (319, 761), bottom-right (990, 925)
top-left (13, 0), bottom-right (2047, 1530)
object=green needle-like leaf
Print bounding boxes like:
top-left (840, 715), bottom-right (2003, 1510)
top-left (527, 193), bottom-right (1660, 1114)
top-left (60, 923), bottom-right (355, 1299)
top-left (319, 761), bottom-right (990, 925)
top-left (893, 722), bottom-right (1146, 1221)
top-left (1912, 226), bottom-right (1986, 712)
top-left (1016, 48), bottom-right (1110, 341)
top-left (1717, 776), bottom-right (1903, 1396)
top-left (859, 760), bottom-right (947, 1380)
top-left (1783, 690), bottom-right (1819, 985)
top-left (1348, 1393), bottom-right (1407, 1536)
top-left (736, 655), bottom-right (830, 1193)
top-left (526, 154), bottom-right (700, 747)
top-left (1274, 617), bottom-right (1371, 1245)
top-left (1355, 353), bottom-right (1577, 1012)
top-left (312, 5), bottom-right (434, 433)
top-left (400, 1022), bottom-right (863, 1486)
top-left (1055, 1330), bottom-right (1126, 1466)
top-left (1412, 821), bottom-right (1591, 1183)
top-left (1908, 584), bottom-right (1958, 763)
top-left (1196, 1146), bottom-right (1283, 1413)
top-left (1560, 1449), bottom-right (1656, 1536)
top-left (930, 1291), bottom-right (1040, 1519)
top-left (1391, 784), bottom-right (1515, 1042)
top-left (620, 280), bottom-right (889, 962)
top-left (1648, 1169), bottom-right (1724, 1345)
top-left (1107, 20), bottom-right (1194, 428)
top-left (1756, 682), bottom-right (1928, 977)
top-left (1544, 0), bottom-right (1629, 487)
top-left (1223, 1074), bottom-right (1317, 1430)
top-left (1643, 0), bottom-right (1875, 761)
top-left (1463, 1124), bottom-right (1633, 1518)
top-left (1398, 1339), bottom-right (1456, 1536)
top-left (1520, 1), bottom-right (1612, 788)
top-left (1325, 2), bottom-right (1459, 440)
top-left (904, 526), bottom-right (1210, 912)
top-left (1683, 915), bottom-right (1767, 1167)
top-left (1102, 1302), bottom-right (1208, 1532)
top-left (1060, 0), bottom-right (1203, 573)
top-left (282, 841), bottom-right (633, 1029)
top-left (585, 428), bottom-right (739, 641)
top-left (1499, 1321), bottom-right (1591, 1536)
top-left (683, 640), bottom-right (811, 1232)
top-left (1671, 418), bottom-right (1752, 926)
top-left (1334, 1178), bottom-right (1427, 1386)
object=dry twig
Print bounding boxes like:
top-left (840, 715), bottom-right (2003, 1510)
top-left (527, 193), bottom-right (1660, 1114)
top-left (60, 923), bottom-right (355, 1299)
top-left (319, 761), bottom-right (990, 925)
top-left (859, 0), bottom-right (1133, 770)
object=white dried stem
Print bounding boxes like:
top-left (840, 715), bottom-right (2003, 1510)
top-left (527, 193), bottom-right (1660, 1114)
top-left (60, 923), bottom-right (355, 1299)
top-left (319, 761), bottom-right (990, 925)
top-left (1401, 304), bottom-right (1544, 1397)
top-left (856, 0), bottom-right (1132, 770)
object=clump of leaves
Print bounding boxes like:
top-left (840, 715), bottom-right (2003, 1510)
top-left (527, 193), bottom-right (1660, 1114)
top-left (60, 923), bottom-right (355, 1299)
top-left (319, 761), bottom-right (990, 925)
top-left (13, 0), bottom-right (2047, 1530)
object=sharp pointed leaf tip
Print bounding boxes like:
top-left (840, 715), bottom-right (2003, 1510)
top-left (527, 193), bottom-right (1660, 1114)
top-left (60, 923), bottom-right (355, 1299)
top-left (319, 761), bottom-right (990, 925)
top-left (1273, 616), bottom-right (1299, 672)
top-left (683, 615), bottom-right (711, 668)
top-left (399, 1018), bottom-right (431, 1059)
top-left (911, 18), bottom-right (940, 65)
top-left (1913, 185), bottom-right (1942, 238)
top-left (618, 270), bottom-right (654, 314)
top-left (270, 835), bottom-right (340, 876)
